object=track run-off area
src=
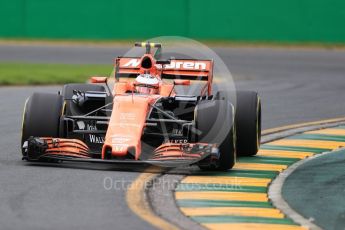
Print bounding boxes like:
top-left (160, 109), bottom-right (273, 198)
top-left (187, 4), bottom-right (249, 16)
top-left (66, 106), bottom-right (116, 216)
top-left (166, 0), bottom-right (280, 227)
top-left (173, 122), bottom-right (345, 230)
top-left (0, 44), bottom-right (345, 230)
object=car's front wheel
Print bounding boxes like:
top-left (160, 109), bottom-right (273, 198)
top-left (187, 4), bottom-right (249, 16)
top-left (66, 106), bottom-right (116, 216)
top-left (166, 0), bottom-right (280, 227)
top-left (194, 100), bottom-right (236, 171)
top-left (21, 93), bottom-right (63, 157)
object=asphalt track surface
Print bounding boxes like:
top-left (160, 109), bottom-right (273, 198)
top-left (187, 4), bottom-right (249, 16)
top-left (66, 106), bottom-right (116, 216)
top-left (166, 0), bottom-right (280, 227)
top-left (0, 44), bottom-right (345, 230)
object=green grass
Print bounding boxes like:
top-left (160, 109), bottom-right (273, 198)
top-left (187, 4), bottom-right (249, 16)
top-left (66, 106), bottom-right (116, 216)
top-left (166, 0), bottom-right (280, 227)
top-left (0, 62), bottom-right (113, 85)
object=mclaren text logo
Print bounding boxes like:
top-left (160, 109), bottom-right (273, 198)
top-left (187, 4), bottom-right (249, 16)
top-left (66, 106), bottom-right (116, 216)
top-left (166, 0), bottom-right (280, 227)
top-left (123, 59), bottom-right (207, 70)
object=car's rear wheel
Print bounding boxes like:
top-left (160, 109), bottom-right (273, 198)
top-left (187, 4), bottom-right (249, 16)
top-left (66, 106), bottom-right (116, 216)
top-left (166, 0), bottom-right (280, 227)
top-left (62, 83), bottom-right (106, 116)
top-left (216, 90), bottom-right (261, 156)
top-left (21, 93), bottom-right (63, 156)
top-left (194, 100), bottom-right (236, 171)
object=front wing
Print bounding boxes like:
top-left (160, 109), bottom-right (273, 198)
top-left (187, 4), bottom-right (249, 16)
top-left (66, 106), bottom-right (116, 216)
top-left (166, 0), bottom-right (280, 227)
top-left (22, 137), bottom-right (220, 168)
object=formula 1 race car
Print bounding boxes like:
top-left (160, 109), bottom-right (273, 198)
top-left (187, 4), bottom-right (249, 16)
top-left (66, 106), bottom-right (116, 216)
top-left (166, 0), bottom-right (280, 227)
top-left (21, 42), bottom-right (261, 171)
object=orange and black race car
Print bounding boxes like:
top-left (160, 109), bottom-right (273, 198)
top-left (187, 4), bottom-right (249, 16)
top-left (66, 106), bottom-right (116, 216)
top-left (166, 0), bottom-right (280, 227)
top-left (21, 42), bottom-right (261, 170)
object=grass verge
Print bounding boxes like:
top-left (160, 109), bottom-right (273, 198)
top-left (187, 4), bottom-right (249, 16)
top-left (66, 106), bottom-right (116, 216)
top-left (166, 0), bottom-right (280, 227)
top-left (0, 62), bottom-right (112, 85)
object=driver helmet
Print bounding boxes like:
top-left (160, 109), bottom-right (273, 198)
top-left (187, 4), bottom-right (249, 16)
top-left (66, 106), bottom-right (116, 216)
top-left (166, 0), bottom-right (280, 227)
top-left (134, 74), bottom-right (160, 94)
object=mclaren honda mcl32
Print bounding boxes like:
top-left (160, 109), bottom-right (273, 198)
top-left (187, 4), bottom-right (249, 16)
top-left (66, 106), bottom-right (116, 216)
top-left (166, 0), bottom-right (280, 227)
top-left (21, 42), bottom-right (261, 171)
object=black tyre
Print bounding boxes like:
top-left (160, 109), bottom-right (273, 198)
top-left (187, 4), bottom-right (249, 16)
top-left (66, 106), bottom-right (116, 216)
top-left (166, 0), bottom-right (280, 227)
top-left (195, 100), bottom-right (236, 171)
top-left (62, 83), bottom-right (105, 115)
top-left (21, 93), bottom-right (63, 156)
top-left (216, 90), bottom-right (261, 156)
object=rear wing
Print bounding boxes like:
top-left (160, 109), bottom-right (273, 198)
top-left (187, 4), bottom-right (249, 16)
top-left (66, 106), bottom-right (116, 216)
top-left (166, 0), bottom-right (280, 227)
top-left (115, 57), bottom-right (213, 94)
top-left (115, 57), bottom-right (213, 78)
top-left (116, 57), bottom-right (213, 77)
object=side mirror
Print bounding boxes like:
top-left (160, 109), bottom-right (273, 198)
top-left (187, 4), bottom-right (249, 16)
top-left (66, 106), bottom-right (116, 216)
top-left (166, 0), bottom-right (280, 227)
top-left (90, 76), bottom-right (107, 83)
top-left (174, 79), bottom-right (190, 86)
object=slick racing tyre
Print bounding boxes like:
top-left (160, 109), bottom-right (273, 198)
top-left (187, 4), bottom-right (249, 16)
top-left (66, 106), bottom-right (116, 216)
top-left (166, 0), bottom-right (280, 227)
top-left (62, 83), bottom-right (106, 116)
top-left (216, 90), bottom-right (261, 156)
top-left (21, 93), bottom-right (63, 156)
top-left (195, 100), bottom-right (236, 171)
